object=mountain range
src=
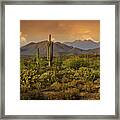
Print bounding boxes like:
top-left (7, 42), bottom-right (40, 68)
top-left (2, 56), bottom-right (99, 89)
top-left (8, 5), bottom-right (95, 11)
top-left (64, 40), bottom-right (100, 50)
top-left (20, 40), bottom-right (100, 57)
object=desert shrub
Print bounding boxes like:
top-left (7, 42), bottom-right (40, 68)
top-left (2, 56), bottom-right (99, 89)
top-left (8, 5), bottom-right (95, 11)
top-left (64, 88), bottom-right (80, 99)
top-left (63, 58), bottom-right (81, 70)
top-left (63, 57), bottom-right (91, 70)
top-left (20, 54), bottom-right (100, 100)
top-left (39, 71), bottom-right (52, 81)
top-left (78, 67), bottom-right (100, 81)
top-left (50, 81), bottom-right (62, 91)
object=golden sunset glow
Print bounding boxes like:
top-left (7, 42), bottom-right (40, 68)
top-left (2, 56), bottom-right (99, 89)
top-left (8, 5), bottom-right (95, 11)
top-left (20, 20), bottom-right (100, 45)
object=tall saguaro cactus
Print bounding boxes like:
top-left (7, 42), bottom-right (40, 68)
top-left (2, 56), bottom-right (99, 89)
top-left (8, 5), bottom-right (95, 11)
top-left (35, 48), bottom-right (40, 65)
top-left (47, 34), bottom-right (53, 67)
top-left (37, 48), bottom-right (40, 59)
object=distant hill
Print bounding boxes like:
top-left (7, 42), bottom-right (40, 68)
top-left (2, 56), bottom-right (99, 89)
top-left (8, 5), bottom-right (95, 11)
top-left (64, 40), bottom-right (100, 50)
top-left (20, 40), bottom-right (100, 57)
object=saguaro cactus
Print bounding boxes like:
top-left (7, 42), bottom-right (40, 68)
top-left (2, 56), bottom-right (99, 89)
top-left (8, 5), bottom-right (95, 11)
top-left (35, 48), bottom-right (40, 65)
top-left (37, 48), bottom-right (40, 59)
top-left (47, 34), bottom-right (53, 67)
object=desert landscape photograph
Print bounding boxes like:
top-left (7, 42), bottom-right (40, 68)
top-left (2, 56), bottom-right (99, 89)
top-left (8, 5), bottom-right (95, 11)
top-left (20, 20), bottom-right (100, 100)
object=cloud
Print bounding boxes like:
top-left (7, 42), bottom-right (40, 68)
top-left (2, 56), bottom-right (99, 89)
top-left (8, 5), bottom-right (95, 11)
top-left (20, 32), bottom-right (28, 46)
top-left (20, 32), bottom-right (27, 42)
top-left (21, 36), bottom-right (26, 42)
top-left (83, 30), bottom-right (91, 34)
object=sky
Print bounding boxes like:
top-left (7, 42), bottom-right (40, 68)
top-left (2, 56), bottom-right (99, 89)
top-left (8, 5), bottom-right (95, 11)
top-left (20, 20), bottom-right (100, 46)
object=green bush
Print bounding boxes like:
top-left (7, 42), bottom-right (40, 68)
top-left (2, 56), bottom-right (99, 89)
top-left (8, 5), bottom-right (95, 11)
top-left (20, 54), bottom-right (100, 100)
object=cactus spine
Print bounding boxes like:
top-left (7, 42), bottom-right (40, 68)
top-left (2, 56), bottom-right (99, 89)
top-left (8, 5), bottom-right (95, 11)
top-left (47, 34), bottom-right (53, 67)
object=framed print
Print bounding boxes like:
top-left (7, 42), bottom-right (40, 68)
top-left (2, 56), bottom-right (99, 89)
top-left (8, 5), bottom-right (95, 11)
top-left (0, 0), bottom-right (120, 119)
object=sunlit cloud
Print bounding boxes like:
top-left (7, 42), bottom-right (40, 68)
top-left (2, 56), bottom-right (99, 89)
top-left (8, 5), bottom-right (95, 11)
top-left (20, 32), bottom-right (28, 46)
top-left (20, 32), bottom-right (27, 42)
top-left (83, 30), bottom-right (91, 34)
